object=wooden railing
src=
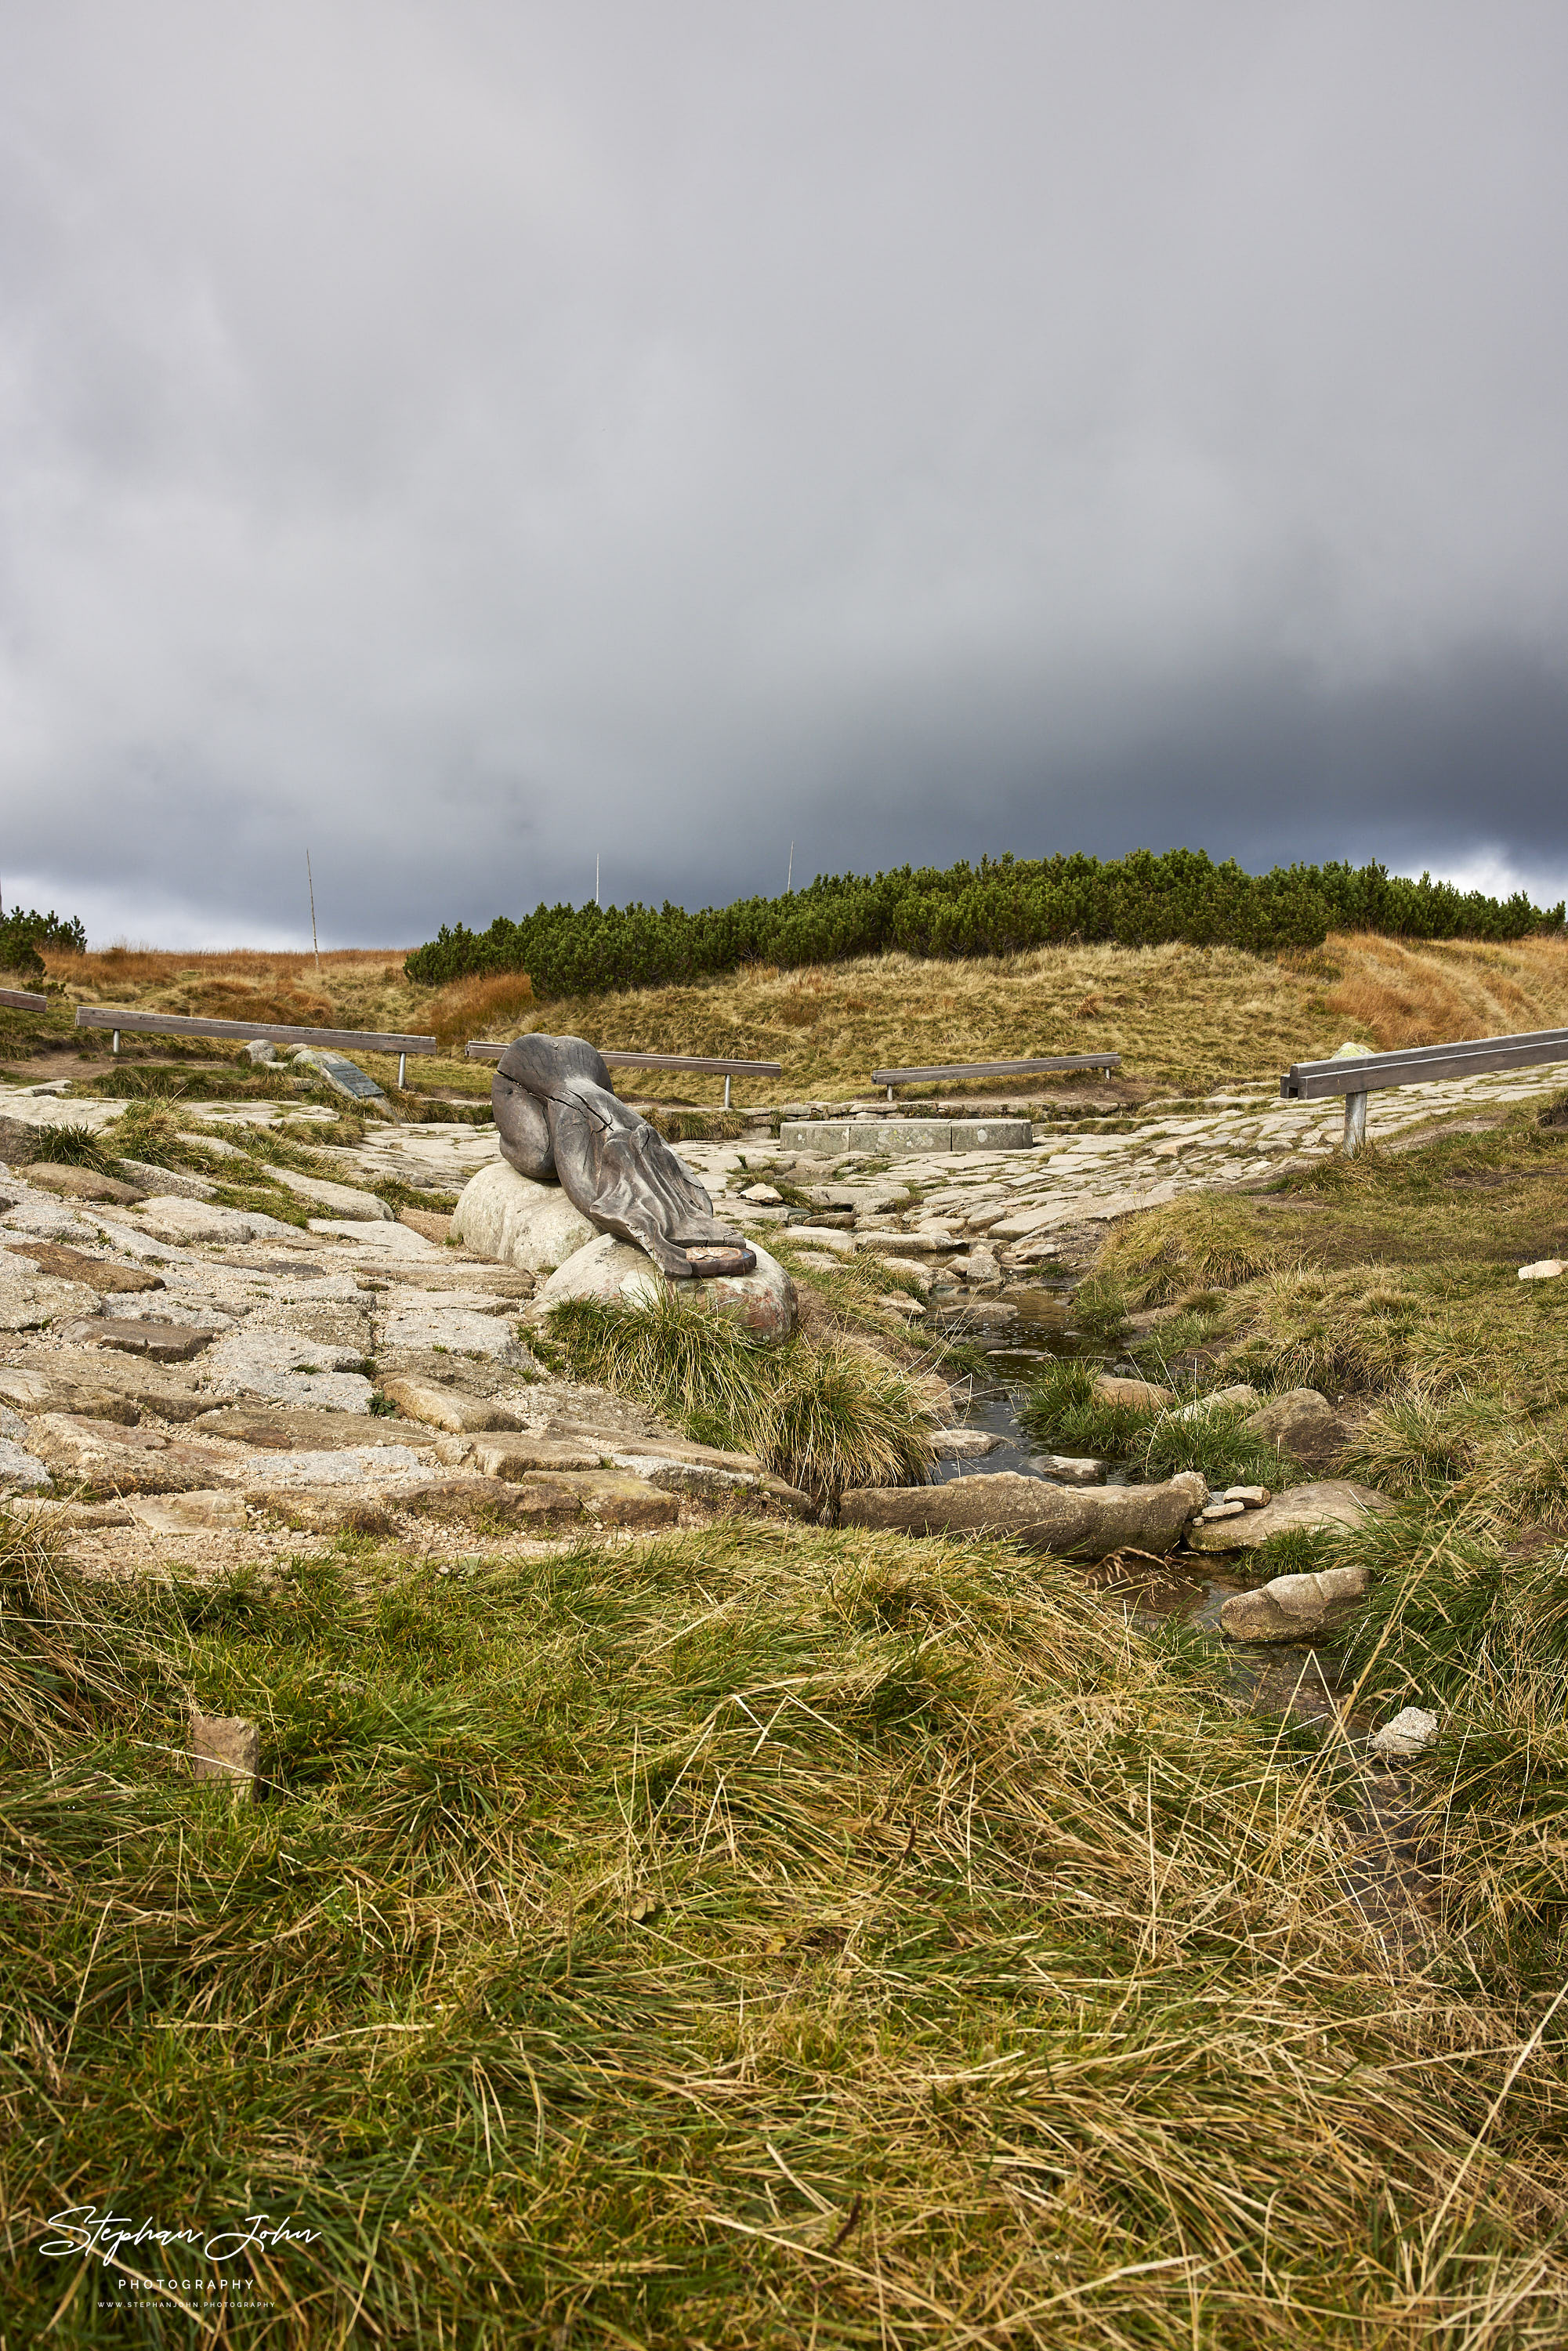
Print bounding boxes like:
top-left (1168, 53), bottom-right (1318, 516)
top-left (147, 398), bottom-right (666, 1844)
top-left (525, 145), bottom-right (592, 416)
top-left (75, 1005), bottom-right (438, 1089)
top-left (873, 1052), bottom-right (1121, 1103)
top-left (1280, 1027), bottom-right (1568, 1154)
top-left (0, 987), bottom-right (49, 1012)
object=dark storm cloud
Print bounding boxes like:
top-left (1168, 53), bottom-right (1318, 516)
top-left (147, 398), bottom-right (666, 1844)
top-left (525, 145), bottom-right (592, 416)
top-left (3, 2), bottom-right (1568, 944)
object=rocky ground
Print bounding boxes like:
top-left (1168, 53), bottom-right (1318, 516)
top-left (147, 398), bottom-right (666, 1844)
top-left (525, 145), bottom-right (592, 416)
top-left (2, 1058), bottom-right (1561, 1603)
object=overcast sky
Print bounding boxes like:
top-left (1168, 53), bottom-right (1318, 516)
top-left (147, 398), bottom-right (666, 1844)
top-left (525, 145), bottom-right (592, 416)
top-left (4, 2), bottom-right (1568, 947)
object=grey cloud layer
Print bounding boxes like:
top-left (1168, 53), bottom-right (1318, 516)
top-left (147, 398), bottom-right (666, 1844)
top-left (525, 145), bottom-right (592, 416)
top-left (4, 2), bottom-right (1567, 942)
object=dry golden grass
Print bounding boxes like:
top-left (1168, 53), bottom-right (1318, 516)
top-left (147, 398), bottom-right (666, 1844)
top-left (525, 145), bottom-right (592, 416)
top-left (1316, 933), bottom-right (1568, 1049)
top-left (36, 930), bottom-right (1568, 1100)
top-left (422, 966), bottom-right (536, 1049)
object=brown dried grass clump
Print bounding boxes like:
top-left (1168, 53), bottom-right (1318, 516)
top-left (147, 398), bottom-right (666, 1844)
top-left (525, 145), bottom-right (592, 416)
top-left (1320, 932), bottom-right (1568, 1050)
top-left (423, 968), bottom-right (537, 1050)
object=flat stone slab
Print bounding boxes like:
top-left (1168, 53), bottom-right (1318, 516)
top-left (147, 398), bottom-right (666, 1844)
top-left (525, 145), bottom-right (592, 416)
top-left (192, 1405), bottom-right (432, 1451)
top-left (238, 1444), bottom-right (424, 1487)
top-left (780, 1119), bottom-right (1033, 1155)
top-left (27, 1414), bottom-right (244, 1495)
top-left (0, 1270), bottom-right (105, 1330)
top-left (376, 1375), bottom-right (522, 1435)
top-left (0, 1241), bottom-right (165, 1294)
top-left (196, 1328), bottom-right (375, 1413)
top-left (129, 1491), bottom-right (248, 1533)
top-left (1186, 1479), bottom-right (1391, 1552)
top-left (132, 1196), bottom-right (300, 1245)
top-left (840, 1470), bottom-right (1207, 1559)
top-left (27, 1164), bottom-right (143, 1204)
top-left (0, 1350), bottom-right (212, 1422)
top-left (269, 1168), bottom-right (394, 1221)
top-left (380, 1303), bottom-right (531, 1360)
top-left (1241, 1389), bottom-right (1347, 1465)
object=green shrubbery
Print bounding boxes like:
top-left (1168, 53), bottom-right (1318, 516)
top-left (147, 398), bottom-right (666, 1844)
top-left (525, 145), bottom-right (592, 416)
top-left (405, 850), bottom-right (1565, 997)
top-left (0, 904), bottom-right (84, 980)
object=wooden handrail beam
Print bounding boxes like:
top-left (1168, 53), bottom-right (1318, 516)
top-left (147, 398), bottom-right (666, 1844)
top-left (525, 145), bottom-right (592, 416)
top-left (875, 1054), bottom-right (1121, 1088)
top-left (76, 1005), bottom-right (438, 1056)
top-left (0, 987), bottom-right (49, 1012)
top-left (1280, 1024), bottom-right (1568, 1158)
top-left (1280, 1027), bottom-right (1568, 1101)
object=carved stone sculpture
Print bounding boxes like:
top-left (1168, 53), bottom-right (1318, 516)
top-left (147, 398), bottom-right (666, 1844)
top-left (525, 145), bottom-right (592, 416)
top-left (493, 1034), bottom-right (756, 1281)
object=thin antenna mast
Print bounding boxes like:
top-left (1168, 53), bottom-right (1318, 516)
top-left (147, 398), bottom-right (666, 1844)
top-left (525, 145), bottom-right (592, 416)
top-left (596, 853), bottom-right (600, 908)
top-left (787, 842), bottom-right (794, 893)
top-left (306, 851), bottom-right (321, 973)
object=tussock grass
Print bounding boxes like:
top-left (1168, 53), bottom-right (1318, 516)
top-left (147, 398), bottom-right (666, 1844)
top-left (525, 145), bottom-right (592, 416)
top-left (4, 1509), bottom-right (1567, 2343)
top-left (549, 1288), bottom-right (934, 1502)
top-left (1019, 1361), bottom-right (1294, 1490)
top-left (1097, 1196), bottom-right (1301, 1306)
top-left (27, 1121), bottom-right (112, 1172)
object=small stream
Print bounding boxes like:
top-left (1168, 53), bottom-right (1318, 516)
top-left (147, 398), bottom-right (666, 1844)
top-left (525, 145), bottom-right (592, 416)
top-left (928, 1273), bottom-right (1439, 1942)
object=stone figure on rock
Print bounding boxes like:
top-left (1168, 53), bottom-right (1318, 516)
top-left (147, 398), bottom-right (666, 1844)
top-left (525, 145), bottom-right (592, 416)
top-left (492, 1033), bottom-right (756, 1282)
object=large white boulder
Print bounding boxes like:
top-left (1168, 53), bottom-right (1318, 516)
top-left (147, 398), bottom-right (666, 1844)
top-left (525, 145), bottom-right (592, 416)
top-left (452, 1162), bottom-right (595, 1273)
top-left (538, 1232), bottom-right (798, 1344)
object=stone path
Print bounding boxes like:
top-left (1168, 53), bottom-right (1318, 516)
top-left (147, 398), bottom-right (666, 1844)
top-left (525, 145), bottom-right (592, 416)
top-left (1, 1058), bottom-right (1560, 1560)
top-left (682, 1063), bottom-right (1568, 1277)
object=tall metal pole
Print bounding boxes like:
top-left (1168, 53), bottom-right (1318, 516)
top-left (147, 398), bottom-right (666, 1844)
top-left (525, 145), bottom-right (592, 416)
top-left (306, 851), bottom-right (320, 973)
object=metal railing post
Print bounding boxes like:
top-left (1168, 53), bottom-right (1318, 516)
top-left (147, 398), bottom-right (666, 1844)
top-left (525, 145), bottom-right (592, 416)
top-left (397, 1053), bottom-right (406, 1089)
top-left (111, 1029), bottom-right (119, 1056)
top-left (1343, 1091), bottom-right (1368, 1155)
top-left (723, 1075), bottom-right (732, 1109)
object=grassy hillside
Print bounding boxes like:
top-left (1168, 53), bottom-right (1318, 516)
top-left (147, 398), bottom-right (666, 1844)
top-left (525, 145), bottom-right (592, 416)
top-left (17, 931), bottom-right (1568, 1103)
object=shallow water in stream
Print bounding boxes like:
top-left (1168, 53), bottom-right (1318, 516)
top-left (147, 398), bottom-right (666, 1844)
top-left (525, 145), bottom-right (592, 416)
top-left (929, 1275), bottom-right (1439, 1943)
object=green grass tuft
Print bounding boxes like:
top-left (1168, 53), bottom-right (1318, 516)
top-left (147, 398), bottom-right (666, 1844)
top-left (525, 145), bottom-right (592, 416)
top-left (548, 1287), bottom-right (934, 1503)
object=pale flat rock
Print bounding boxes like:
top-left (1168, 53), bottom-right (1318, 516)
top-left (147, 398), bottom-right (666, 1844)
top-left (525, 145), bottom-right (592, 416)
top-left (0, 1350), bottom-right (211, 1423)
top-left (784, 1225), bottom-right (856, 1256)
top-left (452, 1161), bottom-right (595, 1273)
top-left (197, 1328), bottom-right (375, 1413)
top-left (610, 1451), bottom-right (814, 1514)
top-left (1093, 1374), bottom-right (1175, 1411)
top-left (1027, 1454), bottom-right (1107, 1485)
top-left (1242, 1389), bottom-right (1345, 1464)
top-left (841, 1470), bottom-right (1207, 1559)
top-left (444, 1432), bottom-right (607, 1476)
top-left (1167, 1383), bottom-right (1261, 1422)
top-left (1219, 1563), bottom-right (1371, 1642)
top-left (132, 1196), bottom-right (299, 1245)
top-left (0, 1436), bottom-right (51, 1490)
top-left (0, 1270), bottom-right (105, 1329)
top-left (538, 1232), bottom-right (798, 1344)
top-left (27, 1415), bottom-right (243, 1494)
top-left (191, 1405), bottom-right (428, 1451)
top-left (376, 1374), bottom-right (522, 1435)
top-left (1186, 1478), bottom-right (1390, 1552)
top-left (268, 1167), bottom-right (395, 1220)
top-left (237, 1444), bottom-right (422, 1487)
top-left (129, 1491), bottom-right (248, 1533)
top-left (931, 1427), bottom-right (1001, 1458)
top-left (1370, 1706), bottom-right (1441, 1761)
top-left (114, 1160), bottom-right (217, 1200)
top-left (306, 1218), bottom-right (440, 1255)
top-left (1519, 1259), bottom-right (1565, 1281)
top-left (380, 1303), bottom-right (531, 1360)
